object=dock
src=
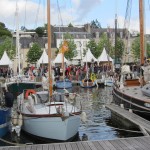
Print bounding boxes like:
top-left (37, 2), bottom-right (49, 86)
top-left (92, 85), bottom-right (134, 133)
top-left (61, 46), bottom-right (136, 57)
top-left (1, 104), bottom-right (150, 149)
top-left (0, 136), bottom-right (150, 150)
top-left (106, 104), bottom-right (150, 135)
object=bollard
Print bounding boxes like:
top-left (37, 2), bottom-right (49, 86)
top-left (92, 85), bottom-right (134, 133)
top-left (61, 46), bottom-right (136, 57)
top-left (120, 104), bottom-right (124, 109)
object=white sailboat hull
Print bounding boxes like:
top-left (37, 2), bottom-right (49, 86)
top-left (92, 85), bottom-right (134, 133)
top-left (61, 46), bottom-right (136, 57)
top-left (22, 115), bottom-right (80, 141)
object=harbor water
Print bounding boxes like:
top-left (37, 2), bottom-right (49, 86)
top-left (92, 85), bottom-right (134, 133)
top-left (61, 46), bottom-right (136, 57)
top-left (0, 86), bottom-right (143, 146)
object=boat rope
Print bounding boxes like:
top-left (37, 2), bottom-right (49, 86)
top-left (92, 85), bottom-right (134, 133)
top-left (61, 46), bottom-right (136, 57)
top-left (0, 137), bottom-right (26, 146)
top-left (108, 125), bottom-right (143, 133)
top-left (34, 0), bottom-right (41, 29)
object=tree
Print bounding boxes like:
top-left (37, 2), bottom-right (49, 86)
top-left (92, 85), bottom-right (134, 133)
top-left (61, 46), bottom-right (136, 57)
top-left (68, 23), bottom-right (73, 27)
top-left (97, 33), bottom-right (113, 57)
top-left (131, 36), bottom-right (150, 60)
top-left (86, 39), bottom-right (99, 58)
top-left (26, 43), bottom-right (42, 64)
top-left (91, 19), bottom-right (101, 28)
top-left (58, 33), bottom-right (77, 60)
top-left (113, 37), bottom-right (124, 62)
top-left (0, 37), bottom-right (15, 59)
top-left (35, 27), bottom-right (45, 37)
top-left (0, 22), bottom-right (12, 38)
top-left (131, 36), bottom-right (140, 61)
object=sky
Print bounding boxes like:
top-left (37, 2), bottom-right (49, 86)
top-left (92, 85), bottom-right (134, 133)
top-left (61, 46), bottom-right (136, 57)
top-left (0, 0), bottom-right (150, 33)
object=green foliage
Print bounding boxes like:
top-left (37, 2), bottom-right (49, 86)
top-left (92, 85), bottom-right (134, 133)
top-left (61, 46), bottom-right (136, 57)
top-left (26, 43), bottom-right (42, 64)
top-left (98, 33), bottom-right (113, 57)
top-left (58, 33), bottom-right (77, 60)
top-left (131, 36), bottom-right (150, 60)
top-left (86, 33), bottom-right (113, 59)
top-left (0, 37), bottom-right (15, 59)
top-left (131, 37), bottom-right (140, 60)
top-left (0, 22), bottom-right (12, 38)
top-left (147, 43), bottom-right (150, 58)
top-left (91, 19), bottom-right (101, 28)
top-left (113, 37), bottom-right (124, 62)
top-left (35, 27), bottom-right (45, 37)
top-left (87, 39), bottom-right (99, 58)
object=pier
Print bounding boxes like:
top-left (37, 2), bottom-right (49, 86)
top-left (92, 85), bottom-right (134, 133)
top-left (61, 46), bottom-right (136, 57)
top-left (0, 136), bottom-right (150, 150)
top-left (106, 104), bottom-right (150, 135)
top-left (1, 104), bottom-right (150, 149)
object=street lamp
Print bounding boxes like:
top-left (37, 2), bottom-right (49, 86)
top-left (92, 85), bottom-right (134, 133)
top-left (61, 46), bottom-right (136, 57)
top-left (79, 42), bottom-right (82, 65)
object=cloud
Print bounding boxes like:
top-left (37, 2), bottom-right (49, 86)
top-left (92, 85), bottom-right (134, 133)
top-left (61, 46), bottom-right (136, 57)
top-left (72, 0), bottom-right (102, 22)
top-left (107, 15), bottom-right (150, 34)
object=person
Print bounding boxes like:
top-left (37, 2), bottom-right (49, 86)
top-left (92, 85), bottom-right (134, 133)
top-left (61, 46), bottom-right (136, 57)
top-left (3, 88), bottom-right (14, 108)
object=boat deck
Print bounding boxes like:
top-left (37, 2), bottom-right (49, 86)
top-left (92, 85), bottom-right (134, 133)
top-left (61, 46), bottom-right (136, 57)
top-left (1, 136), bottom-right (150, 150)
top-left (118, 86), bottom-right (150, 103)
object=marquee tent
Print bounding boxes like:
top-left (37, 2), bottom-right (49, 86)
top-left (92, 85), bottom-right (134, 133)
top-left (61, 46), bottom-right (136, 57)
top-left (53, 53), bottom-right (68, 64)
top-left (98, 48), bottom-right (113, 62)
top-left (82, 49), bottom-right (97, 63)
top-left (37, 49), bottom-right (48, 64)
top-left (0, 51), bottom-right (13, 66)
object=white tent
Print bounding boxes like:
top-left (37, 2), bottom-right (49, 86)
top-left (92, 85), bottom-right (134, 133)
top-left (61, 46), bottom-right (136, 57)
top-left (53, 53), bottom-right (68, 64)
top-left (82, 49), bottom-right (98, 62)
top-left (0, 51), bottom-right (13, 66)
top-left (37, 49), bottom-right (48, 64)
top-left (98, 48), bottom-right (113, 62)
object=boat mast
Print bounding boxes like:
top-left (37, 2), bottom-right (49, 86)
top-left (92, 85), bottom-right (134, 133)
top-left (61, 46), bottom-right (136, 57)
top-left (47, 0), bottom-right (53, 97)
top-left (114, 14), bottom-right (117, 69)
top-left (139, 0), bottom-right (145, 65)
top-left (15, 3), bottom-right (21, 75)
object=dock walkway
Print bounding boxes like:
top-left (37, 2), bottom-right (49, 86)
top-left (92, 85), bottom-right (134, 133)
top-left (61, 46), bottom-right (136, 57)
top-left (106, 104), bottom-right (150, 135)
top-left (1, 136), bottom-right (150, 150)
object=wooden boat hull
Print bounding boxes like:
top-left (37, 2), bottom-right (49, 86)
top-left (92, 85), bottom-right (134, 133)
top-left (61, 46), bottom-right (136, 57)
top-left (22, 115), bottom-right (80, 141)
top-left (125, 79), bottom-right (140, 86)
top-left (80, 81), bottom-right (96, 88)
top-left (113, 87), bottom-right (150, 119)
top-left (0, 108), bottom-right (11, 137)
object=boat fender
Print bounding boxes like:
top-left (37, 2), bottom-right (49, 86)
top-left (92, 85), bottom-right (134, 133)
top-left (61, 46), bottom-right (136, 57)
top-left (56, 105), bottom-right (63, 114)
top-left (80, 112), bottom-right (87, 123)
top-left (25, 89), bottom-right (36, 99)
top-left (18, 114), bottom-right (23, 126)
top-left (12, 113), bottom-right (18, 125)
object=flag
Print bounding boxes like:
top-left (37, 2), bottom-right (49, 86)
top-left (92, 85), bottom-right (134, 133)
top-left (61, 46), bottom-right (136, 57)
top-left (59, 40), bottom-right (69, 54)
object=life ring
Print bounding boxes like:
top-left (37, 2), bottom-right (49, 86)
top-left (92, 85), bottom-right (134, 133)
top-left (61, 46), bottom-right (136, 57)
top-left (25, 89), bottom-right (36, 99)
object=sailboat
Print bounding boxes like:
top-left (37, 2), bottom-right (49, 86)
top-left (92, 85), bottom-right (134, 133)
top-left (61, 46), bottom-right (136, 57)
top-left (113, 0), bottom-right (150, 119)
top-left (16, 0), bottom-right (82, 141)
top-left (5, 4), bottom-right (42, 99)
top-left (80, 49), bottom-right (97, 88)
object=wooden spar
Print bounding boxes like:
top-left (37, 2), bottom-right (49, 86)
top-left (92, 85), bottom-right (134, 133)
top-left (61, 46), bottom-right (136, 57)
top-left (47, 0), bottom-right (53, 97)
top-left (62, 53), bottom-right (65, 79)
top-left (139, 0), bottom-right (145, 65)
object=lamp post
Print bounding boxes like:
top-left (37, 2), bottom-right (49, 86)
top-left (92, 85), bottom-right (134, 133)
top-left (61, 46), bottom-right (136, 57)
top-left (79, 42), bottom-right (82, 66)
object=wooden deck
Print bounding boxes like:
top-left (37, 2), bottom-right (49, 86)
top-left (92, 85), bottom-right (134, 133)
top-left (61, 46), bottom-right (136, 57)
top-left (0, 136), bottom-right (150, 150)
